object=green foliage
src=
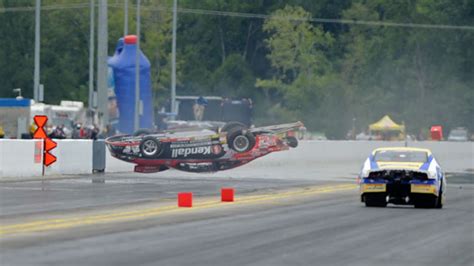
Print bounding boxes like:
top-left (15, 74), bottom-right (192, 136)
top-left (0, 0), bottom-right (472, 137)
top-left (258, 5), bottom-right (337, 134)
top-left (210, 54), bottom-right (256, 98)
top-left (338, 0), bottom-right (474, 135)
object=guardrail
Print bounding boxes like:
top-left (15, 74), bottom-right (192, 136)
top-left (0, 139), bottom-right (472, 180)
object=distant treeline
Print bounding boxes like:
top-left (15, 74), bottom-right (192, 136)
top-left (1, 0), bottom-right (473, 138)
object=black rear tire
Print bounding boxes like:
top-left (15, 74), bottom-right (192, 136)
top-left (364, 194), bottom-right (387, 207)
top-left (414, 197), bottom-right (437, 208)
top-left (139, 136), bottom-right (162, 158)
top-left (435, 188), bottom-right (444, 209)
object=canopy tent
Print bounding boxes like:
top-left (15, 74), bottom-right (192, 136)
top-left (369, 115), bottom-right (405, 132)
top-left (368, 115), bottom-right (405, 141)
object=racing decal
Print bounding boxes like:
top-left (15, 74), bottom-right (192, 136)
top-left (361, 184), bottom-right (386, 193)
top-left (419, 155), bottom-right (433, 171)
top-left (171, 146), bottom-right (211, 158)
top-left (123, 145), bottom-right (140, 155)
top-left (411, 184), bottom-right (437, 195)
top-left (211, 145), bottom-right (222, 155)
top-left (169, 139), bottom-right (220, 149)
top-left (377, 162), bottom-right (423, 170)
top-left (168, 138), bottom-right (224, 158)
top-left (369, 155), bottom-right (378, 170)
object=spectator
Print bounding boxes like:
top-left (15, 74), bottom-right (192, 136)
top-left (80, 124), bottom-right (88, 138)
top-left (29, 123), bottom-right (37, 138)
top-left (72, 123), bottom-right (82, 139)
top-left (45, 124), bottom-right (53, 137)
top-left (193, 96), bottom-right (207, 121)
top-left (89, 125), bottom-right (99, 140)
top-left (49, 125), bottom-right (66, 139)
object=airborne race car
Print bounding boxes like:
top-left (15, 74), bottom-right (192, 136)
top-left (105, 121), bottom-right (303, 173)
top-left (359, 147), bottom-right (446, 208)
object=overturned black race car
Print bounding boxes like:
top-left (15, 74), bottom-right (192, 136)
top-left (105, 121), bottom-right (303, 173)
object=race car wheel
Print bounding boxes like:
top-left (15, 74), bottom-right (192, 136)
top-left (139, 137), bottom-right (162, 158)
top-left (414, 196), bottom-right (437, 208)
top-left (228, 131), bottom-right (256, 153)
top-left (287, 136), bottom-right (298, 148)
top-left (221, 121), bottom-right (247, 133)
top-left (364, 194), bottom-right (387, 207)
top-left (436, 185), bottom-right (444, 209)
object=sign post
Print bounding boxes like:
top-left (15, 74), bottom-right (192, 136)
top-left (33, 115), bottom-right (57, 175)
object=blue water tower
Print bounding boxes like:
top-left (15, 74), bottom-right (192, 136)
top-left (108, 35), bottom-right (153, 134)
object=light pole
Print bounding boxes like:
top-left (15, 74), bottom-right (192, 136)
top-left (97, 0), bottom-right (108, 128)
top-left (171, 0), bottom-right (177, 116)
top-left (33, 0), bottom-right (41, 102)
top-left (88, 0), bottom-right (95, 111)
top-left (134, 0), bottom-right (141, 132)
top-left (124, 0), bottom-right (128, 36)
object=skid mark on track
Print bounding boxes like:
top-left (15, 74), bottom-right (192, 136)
top-left (0, 184), bottom-right (357, 237)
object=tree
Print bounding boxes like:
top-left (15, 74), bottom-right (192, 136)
top-left (256, 5), bottom-right (335, 130)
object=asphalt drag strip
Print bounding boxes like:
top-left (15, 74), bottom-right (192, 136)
top-left (0, 183), bottom-right (356, 237)
top-left (0, 174), bottom-right (473, 266)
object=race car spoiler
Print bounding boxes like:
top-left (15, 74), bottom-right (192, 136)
top-left (249, 121), bottom-right (304, 134)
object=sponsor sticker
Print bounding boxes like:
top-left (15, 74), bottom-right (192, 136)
top-left (361, 184), bottom-right (386, 193)
top-left (171, 146), bottom-right (211, 158)
top-left (212, 145), bottom-right (222, 155)
top-left (123, 146), bottom-right (139, 155)
top-left (170, 139), bottom-right (221, 149)
top-left (411, 184), bottom-right (437, 194)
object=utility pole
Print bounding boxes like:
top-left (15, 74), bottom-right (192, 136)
top-left (134, 0), bottom-right (141, 132)
top-left (88, 0), bottom-right (95, 110)
top-left (124, 0), bottom-right (128, 36)
top-left (97, 0), bottom-right (108, 128)
top-left (33, 0), bottom-right (41, 102)
top-left (171, 0), bottom-right (177, 115)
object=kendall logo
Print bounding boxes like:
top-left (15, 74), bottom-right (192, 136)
top-left (172, 146), bottom-right (211, 158)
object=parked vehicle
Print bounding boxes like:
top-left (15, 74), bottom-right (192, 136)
top-left (447, 127), bottom-right (469, 142)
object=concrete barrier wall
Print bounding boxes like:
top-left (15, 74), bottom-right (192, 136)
top-left (45, 140), bottom-right (93, 175)
top-left (1, 139), bottom-right (472, 180)
top-left (228, 141), bottom-right (474, 180)
top-left (106, 151), bottom-right (134, 172)
top-left (105, 140), bottom-right (473, 181)
top-left (0, 140), bottom-right (43, 178)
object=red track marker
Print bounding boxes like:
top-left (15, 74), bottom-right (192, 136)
top-left (221, 188), bottom-right (235, 202)
top-left (178, 192), bottom-right (193, 207)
